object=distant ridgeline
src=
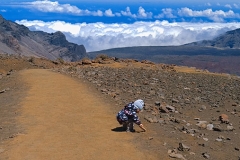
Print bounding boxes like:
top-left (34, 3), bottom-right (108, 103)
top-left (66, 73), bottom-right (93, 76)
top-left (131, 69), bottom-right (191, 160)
top-left (0, 15), bottom-right (87, 62)
top-left (89, 28), bottom-right (240, 76)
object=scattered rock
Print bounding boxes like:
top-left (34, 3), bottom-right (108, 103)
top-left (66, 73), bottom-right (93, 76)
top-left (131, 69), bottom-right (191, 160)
top-left (172, 98), bottom-right (179, 103)
top-left (168, 149), bottom-right (186, 160)
top-left (206, 124), bottom-right (214, 130)
top-left (178, 143), bottom-right (190, 151)
top-left (196, 121), bottom-right (208, 129)
top-left (213, 125), bottom-right (223, 132)
top-left (148, 137), bottom-right (153, 140)
top-left (202, 152), bottom-right (210, 159)
top-left (216, 138), bottom-right (223, 142)
top-left (219, 114), bottom-right (229, 124)
top-left (0, 89), bottom-right (6, 94)
top-left (155, 101), bottom-right (161, 106)
top-left (227, 125), bottom-right (234, 131)
top-left (169, 153), bottom-right (186, 160)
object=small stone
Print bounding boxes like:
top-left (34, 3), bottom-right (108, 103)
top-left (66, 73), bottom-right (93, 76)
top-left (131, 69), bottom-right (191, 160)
top-left (218, 135), bottom-right (225, 139)
top-left (169, 153), bottom-right (186, 160)
top-left (207, 124), bottom-right (214, 130)
top-left (235, 147), bottom-right (240, 151)
top-left (166, 105), bottom-right (175, 112)
top-left (148, 137), bottom-right (153, 140)
top-left (196, 121), bottom-right (207, 129)
top-left (155, 101), bottom-right (161, 106)
top-left (202, 152), bottom-right (210, 159)
top-left (178, 143), bottom-right (190, 151)
top-left (172, 98), bottom-right (179, 103)
top-left (0, 89), bottom-right (6, 94)
top-left (227, 125), bottom-right (234, 131)
top-left (219, 114), bottom-right (229, 124)
top-left (190, 152), bottom-right (195, 155)
top-left (200, 105), bottom-right (207, 110)
top-left (168, 149), bottom-right (178, 154)
top-left (216, 138), bottom-right (223, 142)
top-left (213, 125), bottom-right (223, 132)
top-left (203, 138), bottom-right (209, 141)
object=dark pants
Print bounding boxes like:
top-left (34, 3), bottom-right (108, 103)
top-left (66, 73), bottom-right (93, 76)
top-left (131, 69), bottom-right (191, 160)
top-left (122, 119), bottom-right (134, 131)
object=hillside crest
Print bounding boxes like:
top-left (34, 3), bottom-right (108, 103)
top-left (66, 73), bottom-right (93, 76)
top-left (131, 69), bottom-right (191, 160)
top-left (0, 15), bottom-right (86, 61)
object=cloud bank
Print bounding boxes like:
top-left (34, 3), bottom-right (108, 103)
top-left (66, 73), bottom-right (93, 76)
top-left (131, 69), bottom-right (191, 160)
top-left (16, 20), bottom-right (240, 52)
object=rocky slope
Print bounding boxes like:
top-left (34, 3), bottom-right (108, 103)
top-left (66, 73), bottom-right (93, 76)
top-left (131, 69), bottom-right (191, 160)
top-left (0, 15), bottom-right (86, 61)
top-left (189, 28), bottom-right (240, 49)
top-left (1, 55), bottom-right (240, 159)
top-left (56, 57), bottom-right (240, 160)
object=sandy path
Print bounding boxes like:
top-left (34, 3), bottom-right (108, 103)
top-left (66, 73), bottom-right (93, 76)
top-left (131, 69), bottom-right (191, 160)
top-left (2, 69), bottom-right (156, 160)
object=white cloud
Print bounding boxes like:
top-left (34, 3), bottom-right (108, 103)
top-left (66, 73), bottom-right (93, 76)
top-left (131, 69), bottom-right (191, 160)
top-left (16, 19), bottom-right (240, 52)
top-left (206, 3), bottom-right (211, 6)
top-left (178, 7), bottom-right (239, 22)
top-left (22, 1), bottom-right (155, 19)
top-left (27, 0), bottom-right (82, 14)
top-left (104, 9), bottom-right (115, 17)
top-left (137, 6), bottom-right (152, 19)
top-left (225, 4), bottom-right (232, 9)
top-left (121, 7), bottom-right (137, 18)
top-left (155, 8), bottom-right (176, 19)
top-left (233, 4), bottom-right (239, 8)
top-left (0, 9), bottom-right (7, 12)
top-left (92, 10), bottom-right (104, 17)
top-left (23, 0), bottom-right (105, 16)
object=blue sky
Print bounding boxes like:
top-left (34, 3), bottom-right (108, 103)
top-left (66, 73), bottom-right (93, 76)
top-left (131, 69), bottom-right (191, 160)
top-left (1, 0), bottom-right (240, 51)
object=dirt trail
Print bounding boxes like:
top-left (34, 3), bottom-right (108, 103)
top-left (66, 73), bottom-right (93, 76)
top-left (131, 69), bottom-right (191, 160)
top-left (1, 69), bottom-right (157, 160)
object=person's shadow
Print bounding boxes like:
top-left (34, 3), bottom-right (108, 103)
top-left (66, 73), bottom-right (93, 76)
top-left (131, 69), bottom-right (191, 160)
top-left (111, 127), bottom-right (126, 132)
top-left (111, 127), bottom-right (142, 133)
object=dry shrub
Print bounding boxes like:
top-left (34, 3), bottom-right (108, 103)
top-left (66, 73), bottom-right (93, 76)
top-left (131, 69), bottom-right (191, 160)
top-left (96, 54), bottom-right (109, 60)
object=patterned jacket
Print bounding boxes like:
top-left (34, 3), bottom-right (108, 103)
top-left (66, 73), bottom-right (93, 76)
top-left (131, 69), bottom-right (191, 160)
top-left (116, 102), bottom-right (141, 125)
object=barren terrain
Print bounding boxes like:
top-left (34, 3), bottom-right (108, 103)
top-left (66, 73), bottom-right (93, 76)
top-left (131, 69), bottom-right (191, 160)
top-left (1, 55), bottom-right (240, 160)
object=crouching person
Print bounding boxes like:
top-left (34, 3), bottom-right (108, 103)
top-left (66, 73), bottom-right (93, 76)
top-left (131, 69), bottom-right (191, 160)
top-left (116, 99), bottom-right (146, 132)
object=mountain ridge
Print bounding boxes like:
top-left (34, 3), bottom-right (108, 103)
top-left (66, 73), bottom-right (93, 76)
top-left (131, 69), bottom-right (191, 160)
top-left (187, 28), bottom-right (240, 49)
top-left (0, 15), bottom-right (87, 61)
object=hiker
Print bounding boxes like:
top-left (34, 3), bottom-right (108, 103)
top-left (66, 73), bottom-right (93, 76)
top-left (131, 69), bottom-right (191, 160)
top-left (116, 99), bottom-right (147, 132)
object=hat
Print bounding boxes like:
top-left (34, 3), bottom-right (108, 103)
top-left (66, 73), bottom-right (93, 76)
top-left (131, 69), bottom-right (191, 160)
top-left (134, 99), bottom-right (144, 110)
